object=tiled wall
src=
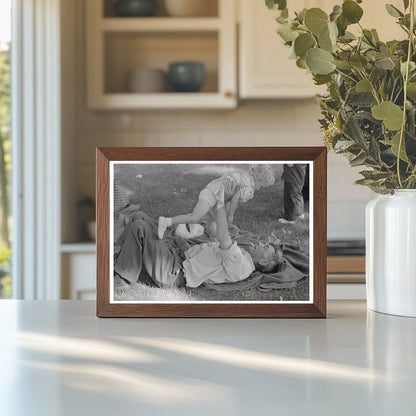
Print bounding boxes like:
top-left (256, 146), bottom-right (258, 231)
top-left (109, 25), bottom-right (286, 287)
top-left (61, 0), bottom-right (374, 243)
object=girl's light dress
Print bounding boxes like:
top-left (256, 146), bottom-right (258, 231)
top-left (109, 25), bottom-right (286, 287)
top-left (198, 171), bottom-right (254, 210)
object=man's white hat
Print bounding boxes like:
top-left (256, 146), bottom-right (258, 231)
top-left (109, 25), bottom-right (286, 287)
top-left (175, 223), bottom-right (204, 239)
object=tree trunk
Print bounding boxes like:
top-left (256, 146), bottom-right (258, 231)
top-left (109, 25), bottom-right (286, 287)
top-left (0, 131), bottom-right (10, 248)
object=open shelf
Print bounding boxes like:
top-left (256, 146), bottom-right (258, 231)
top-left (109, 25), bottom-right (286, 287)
top-left (103, 0), bottom-right (219, 18)
top-left (87, 0), bottom-right (236, 109)
top-left (102, 17), bottom-right (220, 31)
top-left (104, 31), bottom-right (218, 94)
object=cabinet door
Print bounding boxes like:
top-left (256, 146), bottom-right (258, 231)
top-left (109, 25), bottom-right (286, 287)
top-left (239, 0), bottom-right (325, 99)
top-left (239, 0), bottom-right (404, 99)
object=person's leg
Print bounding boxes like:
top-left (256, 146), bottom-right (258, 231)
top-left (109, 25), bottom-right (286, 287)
top-left (115, 219), bottom-right (181, 287)
top-left (158, 199), bottom-right (211, 239)
top-left (280, 181), bottom-right (305, 223)
top-left (216, 206), bottom-right (232, 250)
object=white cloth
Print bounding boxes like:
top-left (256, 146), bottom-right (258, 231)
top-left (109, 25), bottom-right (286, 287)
top-left (183, 241), bottom-right (255, 288)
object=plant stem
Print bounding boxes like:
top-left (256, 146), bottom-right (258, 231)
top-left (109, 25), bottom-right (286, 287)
top-left (397, 0), bottom-right (415, 188)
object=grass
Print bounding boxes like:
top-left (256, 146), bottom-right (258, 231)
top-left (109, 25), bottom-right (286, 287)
top-left (114, 163), bottom-right (310, 302)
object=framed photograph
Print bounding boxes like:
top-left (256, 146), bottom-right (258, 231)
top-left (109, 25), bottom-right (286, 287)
top-left (96, 147), bottom-right (327, 318)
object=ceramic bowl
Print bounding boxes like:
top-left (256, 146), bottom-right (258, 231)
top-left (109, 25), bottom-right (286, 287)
top-left (114, 0), bottom-right (158, 17)
top-left (164, 0), bottom-right (218, 17)
top-left (128, 68), bottom-right (167, 93)
top-left (168, 62), bottom-right (205, 92)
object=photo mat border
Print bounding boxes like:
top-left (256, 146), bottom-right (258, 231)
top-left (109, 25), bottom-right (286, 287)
top-left (96, 147), bottom-right (327, 318)
top-left (109, 160), bottom-right (314, 305)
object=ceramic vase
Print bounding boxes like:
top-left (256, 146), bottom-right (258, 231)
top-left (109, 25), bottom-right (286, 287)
top-left (366, 190), bottom-right (416, 317)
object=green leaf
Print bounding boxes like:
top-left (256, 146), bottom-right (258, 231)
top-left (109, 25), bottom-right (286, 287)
top-left (277, 23), bottom-right (299, 43)
top-left (403, 0), bottom-right (410, 10)
top-left (371, 29), bottom-right (380, 42)
top-left (318, 27), bottom-right (334, 52)
top-left (339, 31), bottom-right (356, 43)
top-left (336, 15), bottom-right (348, 36)
top-left (350, 54), bottom-right (368, 70)
top-left (334, 139), bottom-right (354, 151)
top-left (328, 21), bottom-right (338, 45)
top-left (363, 29), bottom-right (376, 46)
top-left (350, 151), bottom-right (367, 167)
top-left (296, 8), bottom-right (307, 23)
top-left (333, 60), bottom-right (353, 70)
top-left (356, 79), bottom-right (372, 92)
top-left (344, 114), bottom-right (367, 147)
top-left (372, 101), bottom-right (404, 131)
top-left (407, 82), bottom-right (416, 99)
top-left (296, 57), bottom-right (308, 69)
top-left (360, 170), bottom-right (392, 180)
top-left (342, 0), bottom-right (364, 24)
top-left (330, 5), bottom-right (342, 22)
top-left (355, 178), bottom-right (377, 186)
top-left (266, 0), bottom-right (287, 11)
top-left (385, 4), bottom-right (404, 18)
top-left (306, 48), bottom-right (335, 75)
top-left (313, 74), bottom-right (332, 85)
top-left (390, 132), bottom-right (409, 162)
top-left (304, 8), bottom-right (329, 35)
top-left (294, 33), bottom-right (316, 58)
top-left (375, 55), bottom-right (395, 70)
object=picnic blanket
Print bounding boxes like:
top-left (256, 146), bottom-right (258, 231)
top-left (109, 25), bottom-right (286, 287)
top-left (184, 227), bottom-right (309, 292)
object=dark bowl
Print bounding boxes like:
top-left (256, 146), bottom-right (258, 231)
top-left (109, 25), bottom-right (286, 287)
top-left (114, 0), bottom-right (158, 17)
top-left (168, 62), bottom-right (205, 93)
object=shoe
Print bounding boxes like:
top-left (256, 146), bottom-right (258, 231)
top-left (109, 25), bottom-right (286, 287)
top-left (278, 218), bottom-right (295, 224)
top-left (158, 216), bottom-right (170, 239)
top-left (114, 273), bottom-right (130, 289)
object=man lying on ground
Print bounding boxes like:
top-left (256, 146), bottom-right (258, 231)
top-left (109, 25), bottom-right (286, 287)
top-left (114, 206), bottom-right (283, 290)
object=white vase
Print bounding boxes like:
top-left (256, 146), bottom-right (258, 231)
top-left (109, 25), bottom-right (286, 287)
top-left (366, 190), bottom-right (416, 317)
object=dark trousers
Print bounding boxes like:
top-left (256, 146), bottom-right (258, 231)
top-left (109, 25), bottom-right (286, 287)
top-left (283, 181), bottom-right (305, 220)
top-left (114, 212), bottom-right (182, 288)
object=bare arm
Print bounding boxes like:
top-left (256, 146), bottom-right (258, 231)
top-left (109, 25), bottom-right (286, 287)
top-left (216, 206), bottom-right (233, 250)
top-left (227, 189), bottom-right (241, 224)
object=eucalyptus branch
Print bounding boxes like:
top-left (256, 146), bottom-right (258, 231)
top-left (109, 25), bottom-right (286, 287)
top-left (334, 68), bottom-right (358, 84)
top-left (397, 0), bottom-right (415, 188)
top-left (358, 69), bottom-right (381, 104)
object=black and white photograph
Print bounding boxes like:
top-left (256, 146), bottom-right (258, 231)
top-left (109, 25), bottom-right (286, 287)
top-left (110, 161), bottom-right (313, 304)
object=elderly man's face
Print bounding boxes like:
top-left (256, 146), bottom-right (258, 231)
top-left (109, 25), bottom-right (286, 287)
top-left (247, 242), bottom-right (273, 260)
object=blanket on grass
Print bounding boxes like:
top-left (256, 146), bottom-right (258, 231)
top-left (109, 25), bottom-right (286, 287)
top-left (183, 227), bottom-right (309, 292)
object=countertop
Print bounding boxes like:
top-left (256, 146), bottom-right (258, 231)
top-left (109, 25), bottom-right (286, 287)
top-left (0, 300), bottom-right (415, 415)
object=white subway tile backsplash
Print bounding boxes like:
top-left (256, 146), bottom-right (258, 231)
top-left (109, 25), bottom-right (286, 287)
top-left (132, 112), bottom-right (180, 130)
top-left (178, 111), bottom-right (227, 130)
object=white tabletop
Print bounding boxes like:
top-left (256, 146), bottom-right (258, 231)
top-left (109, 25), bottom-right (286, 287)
top-left (0, 300), bottom-right (415, 416)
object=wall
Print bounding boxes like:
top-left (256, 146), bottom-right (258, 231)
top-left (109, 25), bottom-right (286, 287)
top-left (61, 0), bottom-right (374, 243)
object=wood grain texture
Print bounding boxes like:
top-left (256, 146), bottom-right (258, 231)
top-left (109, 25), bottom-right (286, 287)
top-left (96, 147), bottom-right (327, 318)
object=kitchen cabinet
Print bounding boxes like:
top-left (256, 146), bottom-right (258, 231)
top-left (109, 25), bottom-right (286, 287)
top-left (61, 244), bottom-right (96, 300)
top-left (238, 0), bottom-right (404, 99)
top-left (238, 0), bottom-right (325, 99)
top-left (86, 0), bottom-right (237, 109)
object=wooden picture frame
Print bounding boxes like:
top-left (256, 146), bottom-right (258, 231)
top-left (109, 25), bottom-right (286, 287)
top-left (96, 147), bottom-right (327, 318)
